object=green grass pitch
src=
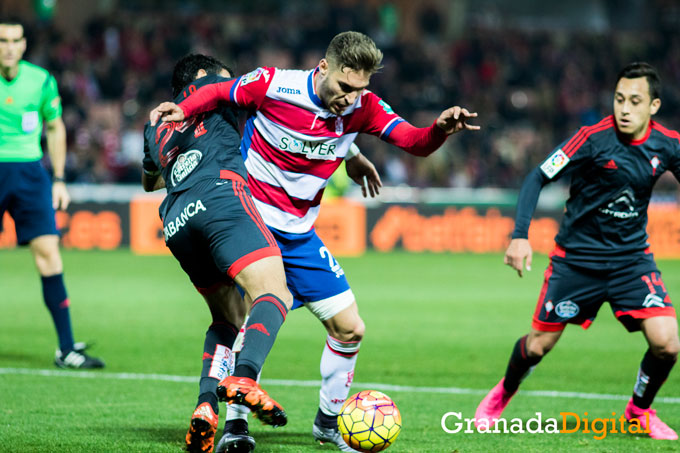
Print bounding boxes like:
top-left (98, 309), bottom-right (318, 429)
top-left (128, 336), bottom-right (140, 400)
top-left (1, 249), bottom-right (679, 452)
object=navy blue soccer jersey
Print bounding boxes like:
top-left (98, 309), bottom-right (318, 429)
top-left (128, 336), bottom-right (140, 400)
top-left (513, 116), bottom-right (680, 256)
top-left (142, 75), bottom-right (247, 194)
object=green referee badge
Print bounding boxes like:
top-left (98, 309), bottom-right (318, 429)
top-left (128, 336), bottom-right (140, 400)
top-left (22, 111), bottom-right (39, 133)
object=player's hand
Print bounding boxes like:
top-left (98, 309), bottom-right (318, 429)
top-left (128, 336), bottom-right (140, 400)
top-left (345, 153), bottom-right (382, 198)
top-left (436, 106), bottom-right (480, 135)
top-left (149, 102), bottom-right (185, 126)
top-left (52, 181), bottom-right (70, 211)
top-left (504, 238), bottom-right (532, 277)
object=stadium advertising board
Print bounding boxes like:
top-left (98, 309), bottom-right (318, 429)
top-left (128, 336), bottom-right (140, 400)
top-left (2, 199), bottom-right (680, 257)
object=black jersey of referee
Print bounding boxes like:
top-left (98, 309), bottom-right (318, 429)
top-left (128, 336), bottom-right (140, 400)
top-left (142, 74), bottom-right (247, 194)
top-left (513, 115), bottom-right (680, 257)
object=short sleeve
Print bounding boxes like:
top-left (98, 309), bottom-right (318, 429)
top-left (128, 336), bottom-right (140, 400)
top-left (40, 74), bottom-right (62, 122)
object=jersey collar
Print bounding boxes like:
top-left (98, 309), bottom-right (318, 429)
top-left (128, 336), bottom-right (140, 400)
top-left (307, 67), bottom-right (324, 109)
top-left (616, 119), bottom-right (652, 146)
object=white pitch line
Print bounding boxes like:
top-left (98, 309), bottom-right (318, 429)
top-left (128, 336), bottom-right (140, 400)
top-left (1, 367), bottom-right (679, 404)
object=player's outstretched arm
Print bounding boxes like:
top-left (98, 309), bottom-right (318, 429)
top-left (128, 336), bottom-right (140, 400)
top-left (436, 106), bottom-right (480, 135)
top-left (504, 238), bottom-right (532, 278)
top-left (345, 152), bottom-right (382, 198)
top-left (150, 102), bottom-right (185, 126)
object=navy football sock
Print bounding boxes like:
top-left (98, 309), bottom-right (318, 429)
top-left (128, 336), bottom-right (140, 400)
top-left (503, 335), bottom-right (542, 393)
top-left (233, 294), bottom-right (288, 380)
top-left (41, 274), bottom-right (74, 352)
top-left (198, 322), bottom-right (239, 413)
top-left (632, 348), bottom-right (677, 409)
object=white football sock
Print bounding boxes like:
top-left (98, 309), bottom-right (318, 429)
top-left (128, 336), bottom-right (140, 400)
top-left (319, 335), bottom-right (361, 416)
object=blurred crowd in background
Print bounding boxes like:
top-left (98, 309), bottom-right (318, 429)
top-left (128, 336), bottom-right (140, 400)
top-left (14, 0), bottom-right (680, 189)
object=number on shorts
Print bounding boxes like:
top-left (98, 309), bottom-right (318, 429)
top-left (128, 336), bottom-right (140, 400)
top-left (319, 246), bottom-right (344, 278)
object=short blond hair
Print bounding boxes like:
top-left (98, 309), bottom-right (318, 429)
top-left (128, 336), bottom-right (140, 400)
top-left (325, 31), bottom-right (383, 74)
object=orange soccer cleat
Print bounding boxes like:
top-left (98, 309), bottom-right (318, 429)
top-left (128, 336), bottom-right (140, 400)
top-left (217, 376), bottom-right (287, 427)
top-left (185, 402), bottom-right (219, 452)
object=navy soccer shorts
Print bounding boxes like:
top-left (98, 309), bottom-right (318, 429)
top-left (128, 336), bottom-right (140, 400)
top-left (268, 227), bottom-right (354, 321)
top-left (532, 245), bottom-right (676, 332)
top-left (162, 176), bottom-right (280, 292)
top-left (0, 161), bottom-right (59, 245)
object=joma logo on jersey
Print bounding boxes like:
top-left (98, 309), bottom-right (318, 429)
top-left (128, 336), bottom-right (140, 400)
top-left (279, 137), bottom-right (337, 160)
top-left (276, 86), bottom-right (302, 95)
top-left (163, 200), bottom-right (207, 241)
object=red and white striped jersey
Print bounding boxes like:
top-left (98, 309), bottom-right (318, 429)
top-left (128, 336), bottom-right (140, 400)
top-left (178, 66), bottom-right (448, 233)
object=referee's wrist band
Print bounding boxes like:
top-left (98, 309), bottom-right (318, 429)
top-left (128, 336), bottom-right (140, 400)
top-left (53, 176), bottom-right (65, 183)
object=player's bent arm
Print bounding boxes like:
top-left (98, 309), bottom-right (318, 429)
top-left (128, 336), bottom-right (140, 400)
top-left (142, 171), bottom-right (165, 192)
top-left (511, 167), bottom-right (549, 240)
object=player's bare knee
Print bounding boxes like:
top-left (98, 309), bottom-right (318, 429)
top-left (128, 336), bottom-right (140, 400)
top-left (526, 334), bottom-right (558, 358)
top-left (651, 339), bottom-right (680, 361)
top-left (327, 316), bottom-right (364, 343)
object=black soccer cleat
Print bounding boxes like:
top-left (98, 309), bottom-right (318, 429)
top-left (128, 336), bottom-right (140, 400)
top-left (54, 342), bottom-right (105, 369)
top-left (215, 419), bottom-right (255, 453)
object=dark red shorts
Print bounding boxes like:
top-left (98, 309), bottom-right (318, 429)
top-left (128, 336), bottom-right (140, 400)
top-left (532, 246), bottom-right (675, 332)
top-left (162, 176), bottom-right (280, 292)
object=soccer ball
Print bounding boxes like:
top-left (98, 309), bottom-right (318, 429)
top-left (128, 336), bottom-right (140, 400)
top-left (337, 390), bottom-right (401, 452)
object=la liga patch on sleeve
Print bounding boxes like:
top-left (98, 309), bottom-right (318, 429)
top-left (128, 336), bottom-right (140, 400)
top-left (540, 148), bottom-right (570, 179)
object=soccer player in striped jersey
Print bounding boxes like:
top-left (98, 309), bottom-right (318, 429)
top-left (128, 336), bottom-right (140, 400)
top-left (0, 18), bottom-right (104, 369)
top-left (151, 31), bottom-right (479, 452)
top-left (475, 62), bottom-right (679, 440)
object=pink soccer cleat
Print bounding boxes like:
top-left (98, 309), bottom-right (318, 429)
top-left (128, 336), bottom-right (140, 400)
top-left (624, 398), bottom-right (678, 440)
top-left (474, 378), bottom-right (516, 430)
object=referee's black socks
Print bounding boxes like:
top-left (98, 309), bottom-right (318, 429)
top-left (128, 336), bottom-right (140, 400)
top-left (233, 293), bottom-right (288, 380)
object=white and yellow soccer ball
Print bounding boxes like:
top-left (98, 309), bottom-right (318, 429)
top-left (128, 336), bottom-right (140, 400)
top-left (337, 390), bottom-right (401, 452)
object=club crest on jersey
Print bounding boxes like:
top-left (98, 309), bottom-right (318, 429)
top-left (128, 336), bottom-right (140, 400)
top-left (335, 117), bottom-right (343, 135)
top-left (555, 300), bottom-right (579, 318)
top-left (540, 148), bottom-right (570, 179)
top-left (171, 149), bottom-right (202, 185)
top-left (650, 155), bottom-right (660, 176)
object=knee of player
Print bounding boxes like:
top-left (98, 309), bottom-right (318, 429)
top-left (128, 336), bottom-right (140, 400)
top-left (331, 317), bottom-right (365, 343)
top-left (526, 339), bottom-right (552, 358)
top-left (651, 339), bottom-right (680, 361)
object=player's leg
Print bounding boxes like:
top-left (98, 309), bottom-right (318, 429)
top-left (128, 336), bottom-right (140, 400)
top-left (610, 257), bottom-right (679, 439)
top-left (313, 302), bottom-right (364, 452)
top-left (193, 178), bottom-right (292, 428)
top-left (623, 316), bottom-right (679, 440)
top-left (162, 182), bottom-right (262, 452)
top-left (217, 305), bottom-right (257, 453)
top-left (12, 161), bottom-right (103, 368)
top-left (475, 251), bottom-right (605, 429)
top-left (474, 327), bottom-right (562, 430)
top-left (187, 285), bottom-right (243, 453)
top-left (217, 256), bottom-right (292, 427)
